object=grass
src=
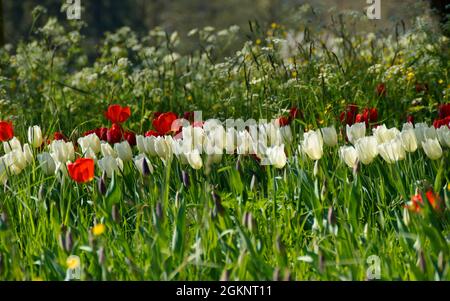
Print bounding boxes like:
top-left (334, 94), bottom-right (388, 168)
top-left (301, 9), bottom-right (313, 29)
top-left (0, 5), bottom-right (449, 280)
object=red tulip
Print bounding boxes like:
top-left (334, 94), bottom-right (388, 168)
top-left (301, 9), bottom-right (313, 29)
top-left (0, 121), bottom-right (14, 142)
top-left (289, 107), bottom-right (302, 120)
top-left (67, 158), bottom-right (95, 183)
top-left (355, 108), bottom-right (378, 126)
top-left (145, 130), bottom-right (160, 137)
top-left (107, 123), bottom-right (123, 144)
top-left (438, 103), bottom-right (450, 119)
top-left (53, 132), bottom-right (68, 142)
top-left (433, 116), bottom-right (450, 128)
top-left (406, 115), bottom-right (414, 124)
top-left (407, 189), bottom-right (443, 213)
top-left (339, 104), bottom-right (358, 125)
top-left (183, 111), bottom-right (195, 122)
top-left (105, 104), bottom-right (131, 124)
top-left (124, 131), bottom-right (136, 146)
top-left (152, 112), bottom-right (178, 135)
top-left (375, 83), bottom-right (386, 97)
top-left (96, 127), bottom-right (108, 141)
top-left (278, 116), bottom-right (290, 127)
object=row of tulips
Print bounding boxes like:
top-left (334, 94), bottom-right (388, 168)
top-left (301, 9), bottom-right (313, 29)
top-left (0, 105), bottom-right (449, 186)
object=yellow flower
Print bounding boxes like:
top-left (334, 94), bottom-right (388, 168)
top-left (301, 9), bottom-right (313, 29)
top-left (66, 255), bottom-right (80, 270)
top-left (255, 38), bottom-right (261, 45)
top-left (438, 79), bottom-right (444, 84)
top-left (92, 223), bottom-right (105, 236)
top-left (291, 71), bottom-right (297, 78)
top-left (271, 22), bottom-right (277, 29)
top-left (447, 183), bottom-right (450, 191)
top-left (406, 72), bottom-right (415, 82)
top-left (187, 95), bottom-right (193, 101)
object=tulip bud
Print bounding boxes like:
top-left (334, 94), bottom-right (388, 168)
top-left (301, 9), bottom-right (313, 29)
top-left (65, 229), bottom-right (73, 252)
top-left (266, 144), bottom-right (287, 168)
top-left (402, 206), bottom-right (410, 226)
top-left (98, 175), bottom-right (107, 195)
top-left (438, 251), bottom-right (444, 272)
top-left (250, 174), bottom-right (257, 191)
top-left (273, 268), bottom-right (280, 281)
top-left (327, 207), bottom-right (337, 226)
top-left (181, 170), bottom-right (190, 188)
top-left (318, 251), bottom-right (325, 273)
top-left (38, 184), bottom-right (46, 202)
top-left (98, 247), bottom-right (105, 265)
top-left (186, 149), bottom-right (203, 170)
top-left (422, 138), bottom-right (443, 160)
top-left (212, 191), bottom-right (224, 216)
top-left (418, 250), bottom-right (426, 273)
top-left (302, 130), bottom-right (324, 160)
top-left (156, 202), bottom-right (163, 221)
top-left (111, 204), bottom-right (120, 223)
top-left (133, 155), bottom-right (153, 176)
top-left (220, 269), bottom-right (230, 281)
top-left (321, 126), bottom-right (338, 147)
top-left (242, 212), bottom-right (256, 232)
top-left (283, 269), bottom-right (291, 281)
top-left (28, 125), bottom-right (44, 148)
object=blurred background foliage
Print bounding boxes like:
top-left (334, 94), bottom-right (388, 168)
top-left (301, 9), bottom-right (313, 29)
top-left (1, 0), bottom-right (449, 53)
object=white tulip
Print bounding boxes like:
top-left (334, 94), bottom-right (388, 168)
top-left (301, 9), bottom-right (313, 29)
top-left (339, 146), bottom-right (359, 168)
top-left (101, 142), bottom-right (117, 158)
top-left (171, 138), bottom-right (189, 164)
top-left (414, 123), bottom-right (436, 146)
top-left (186, 149), bottom-right (203, 170)
top-left (302, 130), bottom-right (323, 160)
top-left (98, 156), bottom-right (123, 178)
top-left (372, 124), bottom-right (400, 144)
top-left (23, 143), bottom-right (33, 164)
top-left (399, 128), bottom-right (418, 152)
top-left (237, 130), bottom-right (254, 155)
top-left (402, 122), bottom-right (414, 131)
top-left (133, 154), bottom-right (153, 175)
top-left (266, 144), bottom-right (287, 168)
top-left (280, 125), bottom-right (293, 145)
top-left (4, 150), bottom-right (27, 174)
top-left (377, 138), bottom-right (406, 163)
top-left (137, 135), bottom-right (158, 157)
top-left (78, 133), bottom-right (101, 155)
top-left (37, 152), bottom-right (56, 175)
top-left (422, 138), bottom-right (443, 160)
top-left (50, 140), bottom-right (75, 163)
top-left (3, 137), bottom-right (22, 153)
top-left (154, 136), bottom-right (173, 162)
top-left (225, 128), bottom-right (237, 154)
top-left (354, 136), bottom-right (378, 164)
top-left (27, 125), bottom-right (43, 148)
top-left (321, 126), bottom-right (338, 147)
top-left (436, 126), bottom-right (450, 148)
top-left (346, 122), bottom-right (366, 144)
top-left (114, 141), bottom-right (133, 162)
